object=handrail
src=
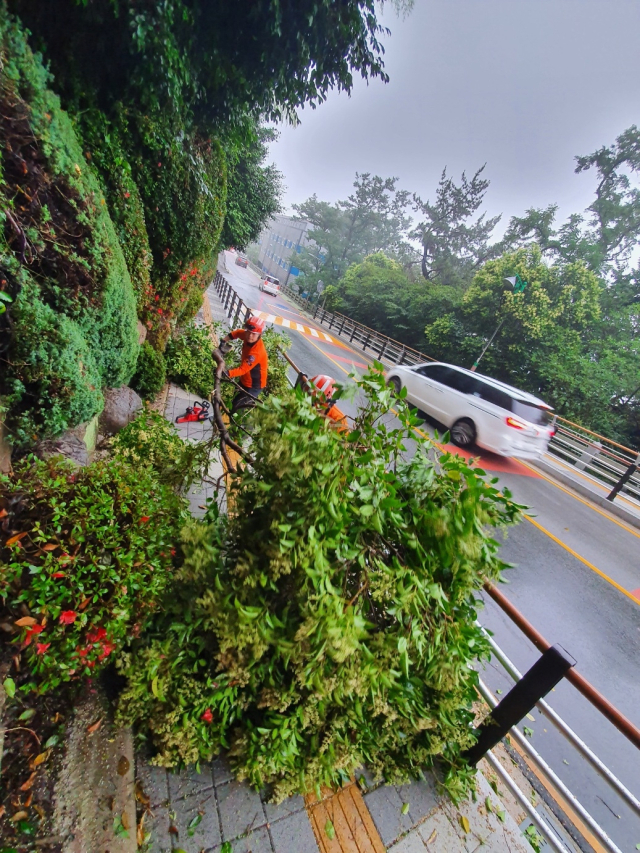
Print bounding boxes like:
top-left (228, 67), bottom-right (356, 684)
top-left (484, 583), bottom-right (640, 750)
top-left (554, 415), bottom-right (638, 457)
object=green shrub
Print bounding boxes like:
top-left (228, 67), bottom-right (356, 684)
top-left (117, 366), bottom-right (522, 801)
top-left (131, 342), bottom-right (167, 400)
top-left (0, 9), bottom-right (138, 447)
top-left (165, 322), bottom-right (215, 398)
top-left (111, 408), bottom-right (207, 490)
top-left (0, 456), bottom-right (187, 694)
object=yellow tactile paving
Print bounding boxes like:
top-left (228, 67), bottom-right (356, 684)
top-left (305, 782), bottom-right (385, 853)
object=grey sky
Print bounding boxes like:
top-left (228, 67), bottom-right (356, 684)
top-left (268, 0), bottom-right (640, 235)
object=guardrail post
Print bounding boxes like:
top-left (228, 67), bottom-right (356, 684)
top-left (463, 644), bottom-right (576, 766)
top-left (362, 331), bottom-right (371, 351)
top-left (244, 304), bottom-right (251, 324)
top-left (313, 302), bottom-right (320, 319)
top-left (228, 292), bottom-right (237, 319)
top-left (328, 313), bottom-right (335, 330)
top-left (575, 440), bottom-right (602, 471)
top-left (378, 338), bottom-right (388, 359)
top-left (396, 346), bottom-right (406, 365)
top-left (349, 322), bottom-right (358, 343)
top-left (233, 299), bottom-right (243, 328)
top-left (607, 452), bottom-right (640, 501)
top-left (339, 316), bottom-right (347, 336)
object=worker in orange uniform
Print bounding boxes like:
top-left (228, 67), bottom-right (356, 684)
top-left (297, 373), bottom-right (349, 431)
top-left (221, 315), bottom-right (268, 413)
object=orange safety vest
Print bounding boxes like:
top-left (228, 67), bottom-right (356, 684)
top-left (228, 330), bottom-right (268, 390)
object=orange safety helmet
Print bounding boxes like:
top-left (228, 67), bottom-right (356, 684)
top-left (244, 315), bottom-right (266, 335)
top-left (309, 374), bottom-right (338, 401)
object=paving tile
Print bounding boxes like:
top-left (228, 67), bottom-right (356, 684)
top-left (212, 755), bottom-right (234, 786)
top-left (136, 757), bottom-right (169, 808)
top-left (418, 811), bottom-right (466, 852)
top-left (441, 774), bottom-right (530, 853)
top-left (145, 801), bottom-right (173, 853)
top-left (364, 783), bottom-right (414, 847)
top-left (269, 809), bottom-right (320, 853)
top-left (172, 789), bottom-right (221, 852)
top-left (397, 775), bottom-right (439, 825)
top-left (353, 764), bottom-right (383, 792)
top-left (167, 763), bottom-right (214, 801)
top-left (261, 792), bottom-right (306, 823)
top-left (209, 825), bottom-right (273, 852)
top-left (387, 828), bottom-right (427, 852)
top-left (218, 779), bottom-right (267, 841)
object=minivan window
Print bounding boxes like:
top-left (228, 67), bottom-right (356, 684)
top-left (446, 371), bottom-right (476, 394)
top-left (416, 364), bottom-right (455, 386)
top-left (511, 400), bottom-right (553, 425)
top-left (477, 382), bottom-right (512, 411)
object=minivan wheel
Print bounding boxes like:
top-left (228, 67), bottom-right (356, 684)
top-left (451, 418), bottom-right (476, 448)
top-left (388, 376), bottom-right (402, 395)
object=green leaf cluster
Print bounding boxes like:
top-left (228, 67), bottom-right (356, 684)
top-left (116, 366), bottom-right (521, 801)
top-left (131, 342), bottom-right (167, 401)
top-left (0, 456), bottom-right (188, 694)
top-left (0, 8), bottom-right (138, 447)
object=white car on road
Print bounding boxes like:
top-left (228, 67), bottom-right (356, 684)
top-left (386, 361), bottom-right (555, 459)
top-left (259, 275), bottom-right (280, 296)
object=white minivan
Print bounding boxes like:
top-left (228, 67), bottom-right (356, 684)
top-left (386, 361), bottom-right (555, 459)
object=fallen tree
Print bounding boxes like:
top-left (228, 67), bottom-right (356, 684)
top-left (117, 365), bottom-right (522, 801)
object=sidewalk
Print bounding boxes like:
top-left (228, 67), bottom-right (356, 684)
top-left (135, 270), bottom-right (534, 853)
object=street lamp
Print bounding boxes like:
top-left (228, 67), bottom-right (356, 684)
top-left (470, 275), bottom-right (527, 372)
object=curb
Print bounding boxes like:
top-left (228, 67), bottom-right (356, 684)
top-left (526, 457), bottom-right (640, 531)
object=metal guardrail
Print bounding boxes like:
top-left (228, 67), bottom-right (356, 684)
top-left (280, 284), bottom-right (640, 505)
top-left (210, 273), bottom-right (640, 853)
top-left (477, 584), bottom-right (640, 853)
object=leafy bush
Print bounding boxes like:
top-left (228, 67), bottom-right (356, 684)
top-left (0, 9), bottom-right (138, 448)
top-left (117, 367), bottom-right (521, 801)
top-left (131, 342), bottom-right (167, 400)
top-left (165, 322), bottom-right (215, 398)
top-left (111, 408), bottom-right (208, 490)
top-left (0, 456), bottom-right (187, 694)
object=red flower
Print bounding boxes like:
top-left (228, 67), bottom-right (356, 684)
top-left (139, 516), bottom-right (150, 524)
top-left (87, 627), bottom-right (107, 644)
top-left (36, 642), bottom-right (51, 655)
top-left (77, 647), bottom-right (90, 658)
top-left (24, 624), bottom-right (44, 646)
top-left (99, 641), bottom-right (116, 660)
top-left (180, 274), bottom-right (187, 281)
top-left (60, 610), bottom-right (77, 625)
top-left (201, 708), bottom-right (213, 724)
top-left (157, 162), bottom-right (162, 167)
top-left (170, 549), bottom-right (176, 557)
top-left (157, 308), bottom-right (163, 315)
top-left (124, 191), bottom-right (130, 198)
top-left (52, 572), bottom-right (66, 579)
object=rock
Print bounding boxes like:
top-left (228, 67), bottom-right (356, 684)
top-left (36, 433), bottom-right (89, 466)
top-left (137, 320), bottom-right (147, 345)
top-left (100, 386), bottom-right (143, 435)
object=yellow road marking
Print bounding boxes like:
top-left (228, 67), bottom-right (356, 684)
top-left (524, 515), bottom-right (639, 606)
top-left (518, 459), bottom-right (640, 541)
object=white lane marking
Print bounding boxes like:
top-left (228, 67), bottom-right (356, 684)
top-left (264, 314), bottom-right (276, 324)
top-left (281, 318), bottom-right (291, 328)
top-left (309, 328), bottom-right (320, 338)
top-left (295, 323), bottom-right (305, 332)
top-left (322, 333), bottom-right (333, 342)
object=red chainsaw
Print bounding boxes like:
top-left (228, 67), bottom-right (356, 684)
top-left (175, 400), bottom-right (211, 423)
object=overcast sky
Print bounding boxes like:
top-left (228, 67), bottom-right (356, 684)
top-left (268, 0), bottom-right (640, 235)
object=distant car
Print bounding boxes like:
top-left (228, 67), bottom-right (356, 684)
top-left (386, 361), bottom-right (555, 459)
top-left (235, 254), bottom-right (249, 268)
top-left (259, 275), bottom-right (280, 296)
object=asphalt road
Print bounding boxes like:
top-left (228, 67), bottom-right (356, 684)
top-left (221, 253), bottom-right (640, 852)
